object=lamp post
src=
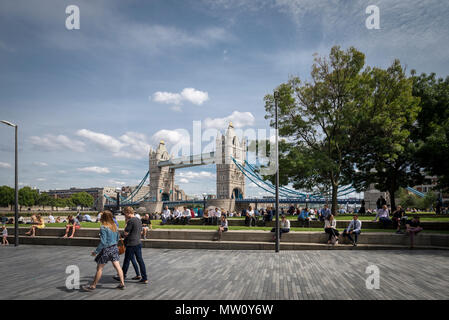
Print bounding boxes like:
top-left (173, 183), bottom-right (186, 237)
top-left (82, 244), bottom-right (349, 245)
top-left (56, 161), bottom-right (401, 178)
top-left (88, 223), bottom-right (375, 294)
top-left (1, 120), bottom-right (18, 247)
top-left (202, 193), bottom-right (207, 214)
top-left (274, 91), bottom-right (280, 253)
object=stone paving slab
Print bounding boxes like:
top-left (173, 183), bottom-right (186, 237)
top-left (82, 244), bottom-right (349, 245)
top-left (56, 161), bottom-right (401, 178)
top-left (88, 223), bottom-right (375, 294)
top-left (0, 245), bottom-right (448, 300)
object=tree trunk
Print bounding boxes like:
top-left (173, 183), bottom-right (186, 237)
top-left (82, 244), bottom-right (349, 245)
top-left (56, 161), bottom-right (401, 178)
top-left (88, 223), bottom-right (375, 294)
top-left (389, 188), bottom-right (397, 212)
top-left (331, 184), bottom-right (338, 216)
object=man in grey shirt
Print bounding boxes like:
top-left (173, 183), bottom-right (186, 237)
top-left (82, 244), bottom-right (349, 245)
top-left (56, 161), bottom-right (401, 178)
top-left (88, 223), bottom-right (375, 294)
top-left (115, 207), bottom-right (148, 284)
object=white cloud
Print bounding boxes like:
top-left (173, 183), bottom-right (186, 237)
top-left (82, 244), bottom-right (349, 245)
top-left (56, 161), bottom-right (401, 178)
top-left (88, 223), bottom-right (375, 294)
top-left (36, 178), bottom-right (46, 182)
top-left (178, 171), bottom-right (215, 179)
top-left (180, 88), bottom-right (209, 105)
top-left (119, 132), bottom-right (151, 158)
top-left (29, 135), bottom-right (86, 152)
top-left (152, 88), bottom-right (209, 107)
top-left (76, 129), bottom-right (124, 153)
top-left (151, 129), bottom-right (190, 147)
top-left (33, 162), bottom-right (48, 167)
top-left (108, 179), bottom-right (126, 186)
top-left (120, 170), bottom-right (131, 175)
top-left (0, 162), bottom-right (11, 168)
top-left (153, 91), bottom-right (183, 105)
top-left (179, 178), bottom-right (189, 184)
top-left (77, 167), bottom-right (110, 174)
top-left (203, 111), bottom-right (255, 130)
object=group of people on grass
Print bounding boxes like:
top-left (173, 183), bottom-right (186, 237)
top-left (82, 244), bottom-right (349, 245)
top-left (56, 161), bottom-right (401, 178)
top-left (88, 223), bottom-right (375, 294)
top-left (161, 206), bottom-right (193, 225)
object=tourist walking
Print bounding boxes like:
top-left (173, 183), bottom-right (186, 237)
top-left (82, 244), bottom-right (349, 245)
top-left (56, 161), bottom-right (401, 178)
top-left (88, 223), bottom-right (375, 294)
top-left (114, 207), bottom-right (148, 284)
top-left (342, 215), bottom-right (362, 246)
top-left (324, 214), bottom-right (339, 245)
top-left (82, 210), bottom-right (125, 291)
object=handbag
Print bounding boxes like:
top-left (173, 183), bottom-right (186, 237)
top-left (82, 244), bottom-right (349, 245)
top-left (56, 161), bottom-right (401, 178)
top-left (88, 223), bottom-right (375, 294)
top-left (118, 239), bottom-right (125, 255)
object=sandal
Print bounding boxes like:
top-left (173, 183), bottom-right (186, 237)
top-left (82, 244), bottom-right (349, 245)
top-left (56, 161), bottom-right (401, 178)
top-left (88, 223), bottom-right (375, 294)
top-left (82, 285), bottom-right (96, 292)
top-left (116, 284), bottom-right (125, 290)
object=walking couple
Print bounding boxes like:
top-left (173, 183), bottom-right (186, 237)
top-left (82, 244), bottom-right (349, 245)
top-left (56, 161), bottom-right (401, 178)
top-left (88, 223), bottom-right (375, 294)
top-left (83, 207), bottom-right (148, 292)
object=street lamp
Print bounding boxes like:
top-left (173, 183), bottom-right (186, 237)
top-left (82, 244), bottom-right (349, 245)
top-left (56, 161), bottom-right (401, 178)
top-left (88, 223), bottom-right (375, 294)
top-left (202, 193), bottom-right (207, 215)
top-left (273, 91), bottom-right (280, 253)
top-left (1, 120), bottom-right (18, 247)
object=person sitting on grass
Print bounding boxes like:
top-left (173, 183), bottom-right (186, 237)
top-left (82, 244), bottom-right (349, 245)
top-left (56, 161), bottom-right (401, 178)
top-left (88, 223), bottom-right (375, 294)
top-left (202, 209), bottom-right (210, 225)
top-left (374, 204), bottom-right (392, 228)
top-left (324, 214), bottom-right (339, 245)
top-left (271, 215), bottom-right (290, 241)
top-left (95, 212), bottom-right (102, 223)
top-left (161, 206), bottom-right (171, 225)
top-left (2, 225), bottom-right (8, 246)
top-left (342, 215), bottom-right (362, 246)
top-left (141, 214), bottom-right (152, 239)
top-left (62, 215), bottom-right (81, 238)
top-left (298, 208), bottom-right (311, 227)
top-left (48, 214), bottom-right (55, 224)
top-left (181, 207), bottom-right (191, 225)
top-left (392, 205), bottom-right (407, 234)
top-left (319, 205), bottom-right (331, 222)
top-left (263, 206), bottom-right (273, 226)
top-left (25, 214), bottom-right (45, 237)
top-left (405, 216), bottom-right (423, 249)
top-left (83, 214), bottom-right (92, 222)
top-left (246, 206), bottom-right (256, 227)
top-left (214, 215), bottom-right (229, 241)
top-left (172, 207), bottom-right (182, 225)
top-left (82, 210), bottom-right (125, 292)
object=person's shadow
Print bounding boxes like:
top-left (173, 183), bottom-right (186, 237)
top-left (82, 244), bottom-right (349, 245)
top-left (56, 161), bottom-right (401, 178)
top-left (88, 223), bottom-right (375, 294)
top-left (56, 275), bottom-right (121, 293)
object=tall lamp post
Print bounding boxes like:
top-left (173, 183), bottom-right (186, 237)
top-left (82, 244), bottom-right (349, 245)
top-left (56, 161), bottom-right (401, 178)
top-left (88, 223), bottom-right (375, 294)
top-left (1, 120), bottom-right (18, 247)
top-left (202, 193), bottom-right (207, 214)
top-left (274, 91), bottom-right (280, 253)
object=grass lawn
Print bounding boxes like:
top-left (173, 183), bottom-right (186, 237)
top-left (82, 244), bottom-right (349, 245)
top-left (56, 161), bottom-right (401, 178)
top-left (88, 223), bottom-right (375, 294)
top-left (12, 221), bottom-right (449, 234)
top-left (226, 216), bottom-right (449, 222)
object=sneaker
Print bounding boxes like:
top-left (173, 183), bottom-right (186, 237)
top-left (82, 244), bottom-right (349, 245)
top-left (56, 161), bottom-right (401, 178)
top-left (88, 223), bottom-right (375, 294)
top-left (131, 276), bottom-right (142, 281)
top-left (139, 279), bottom-right (148, 284)
top-left (352, 242), bottom-right (357, 246)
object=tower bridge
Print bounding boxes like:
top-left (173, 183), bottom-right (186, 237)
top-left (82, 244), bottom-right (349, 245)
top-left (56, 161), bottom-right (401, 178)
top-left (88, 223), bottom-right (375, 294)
top-left (103, 122), bottom-right (371, 213)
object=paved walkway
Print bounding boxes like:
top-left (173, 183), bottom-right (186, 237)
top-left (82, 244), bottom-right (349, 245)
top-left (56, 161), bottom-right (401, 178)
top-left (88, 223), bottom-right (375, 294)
top-left (1, 245), bottom-right (448, 300)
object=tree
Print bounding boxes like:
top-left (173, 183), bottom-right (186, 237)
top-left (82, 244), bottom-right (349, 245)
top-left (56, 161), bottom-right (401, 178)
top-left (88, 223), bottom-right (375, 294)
top-left (37, 192), bottom-right (52, 210)
top-left (0, 185), bottom-right (14, 210)
top-left (264, 46), bottom-right (366, 214)
top-left (348, 60), bottom-right (424, 211)
top-left (70, 192), bottom-right (94, 209)
top-left (18, 186), bottom-right (39, 209)
top-left (412, 72), bottom-right (449, 193)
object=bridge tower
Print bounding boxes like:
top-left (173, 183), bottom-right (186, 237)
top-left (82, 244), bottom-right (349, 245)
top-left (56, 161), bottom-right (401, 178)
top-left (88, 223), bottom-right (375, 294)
top-left (146, 140), bottom-right (175, 213)
top-left (215, 122), bottom-right (246, 200)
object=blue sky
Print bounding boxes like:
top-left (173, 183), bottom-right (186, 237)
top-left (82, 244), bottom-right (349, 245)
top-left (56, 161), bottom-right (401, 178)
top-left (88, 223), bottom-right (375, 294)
top-left (0, 0), bottom-right (448, 198)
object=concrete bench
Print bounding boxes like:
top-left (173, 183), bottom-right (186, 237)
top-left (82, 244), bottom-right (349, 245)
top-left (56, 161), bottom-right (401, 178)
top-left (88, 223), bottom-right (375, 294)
top-left (7, 227), bottom-right (449, 249)
top-left (187, 218), bottom-right (449, 230)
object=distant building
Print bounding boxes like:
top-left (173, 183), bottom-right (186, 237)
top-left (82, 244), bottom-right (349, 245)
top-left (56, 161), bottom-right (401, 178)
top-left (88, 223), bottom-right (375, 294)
top-left (47, 187), bottom-right (117, 211)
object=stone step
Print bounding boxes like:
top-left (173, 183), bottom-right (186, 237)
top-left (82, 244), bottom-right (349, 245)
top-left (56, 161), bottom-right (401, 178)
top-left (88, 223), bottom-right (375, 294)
top-left (188, 219), bottom-right (449, 230)
top-left (8, 235), bottom-right (449, 251)
top-left (8, 227), bottom-right (449, 247)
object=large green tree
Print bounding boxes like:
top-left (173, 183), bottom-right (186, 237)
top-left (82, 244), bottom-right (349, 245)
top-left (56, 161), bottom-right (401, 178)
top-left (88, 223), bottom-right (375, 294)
top-left (70, 192), bottom-right (94, 209)
top-left (264, 46), bottom-right (365, 214)
top-left (348, 60), bottom-right (423, 210)
top-left (18, 186), bottom-right (39, 209)
top-left (412, 72), bottom-right (449, 193)
top-left (0, 185), bottom-right (14, 210)
top-left (37, 192), bottom-right (52, 209)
